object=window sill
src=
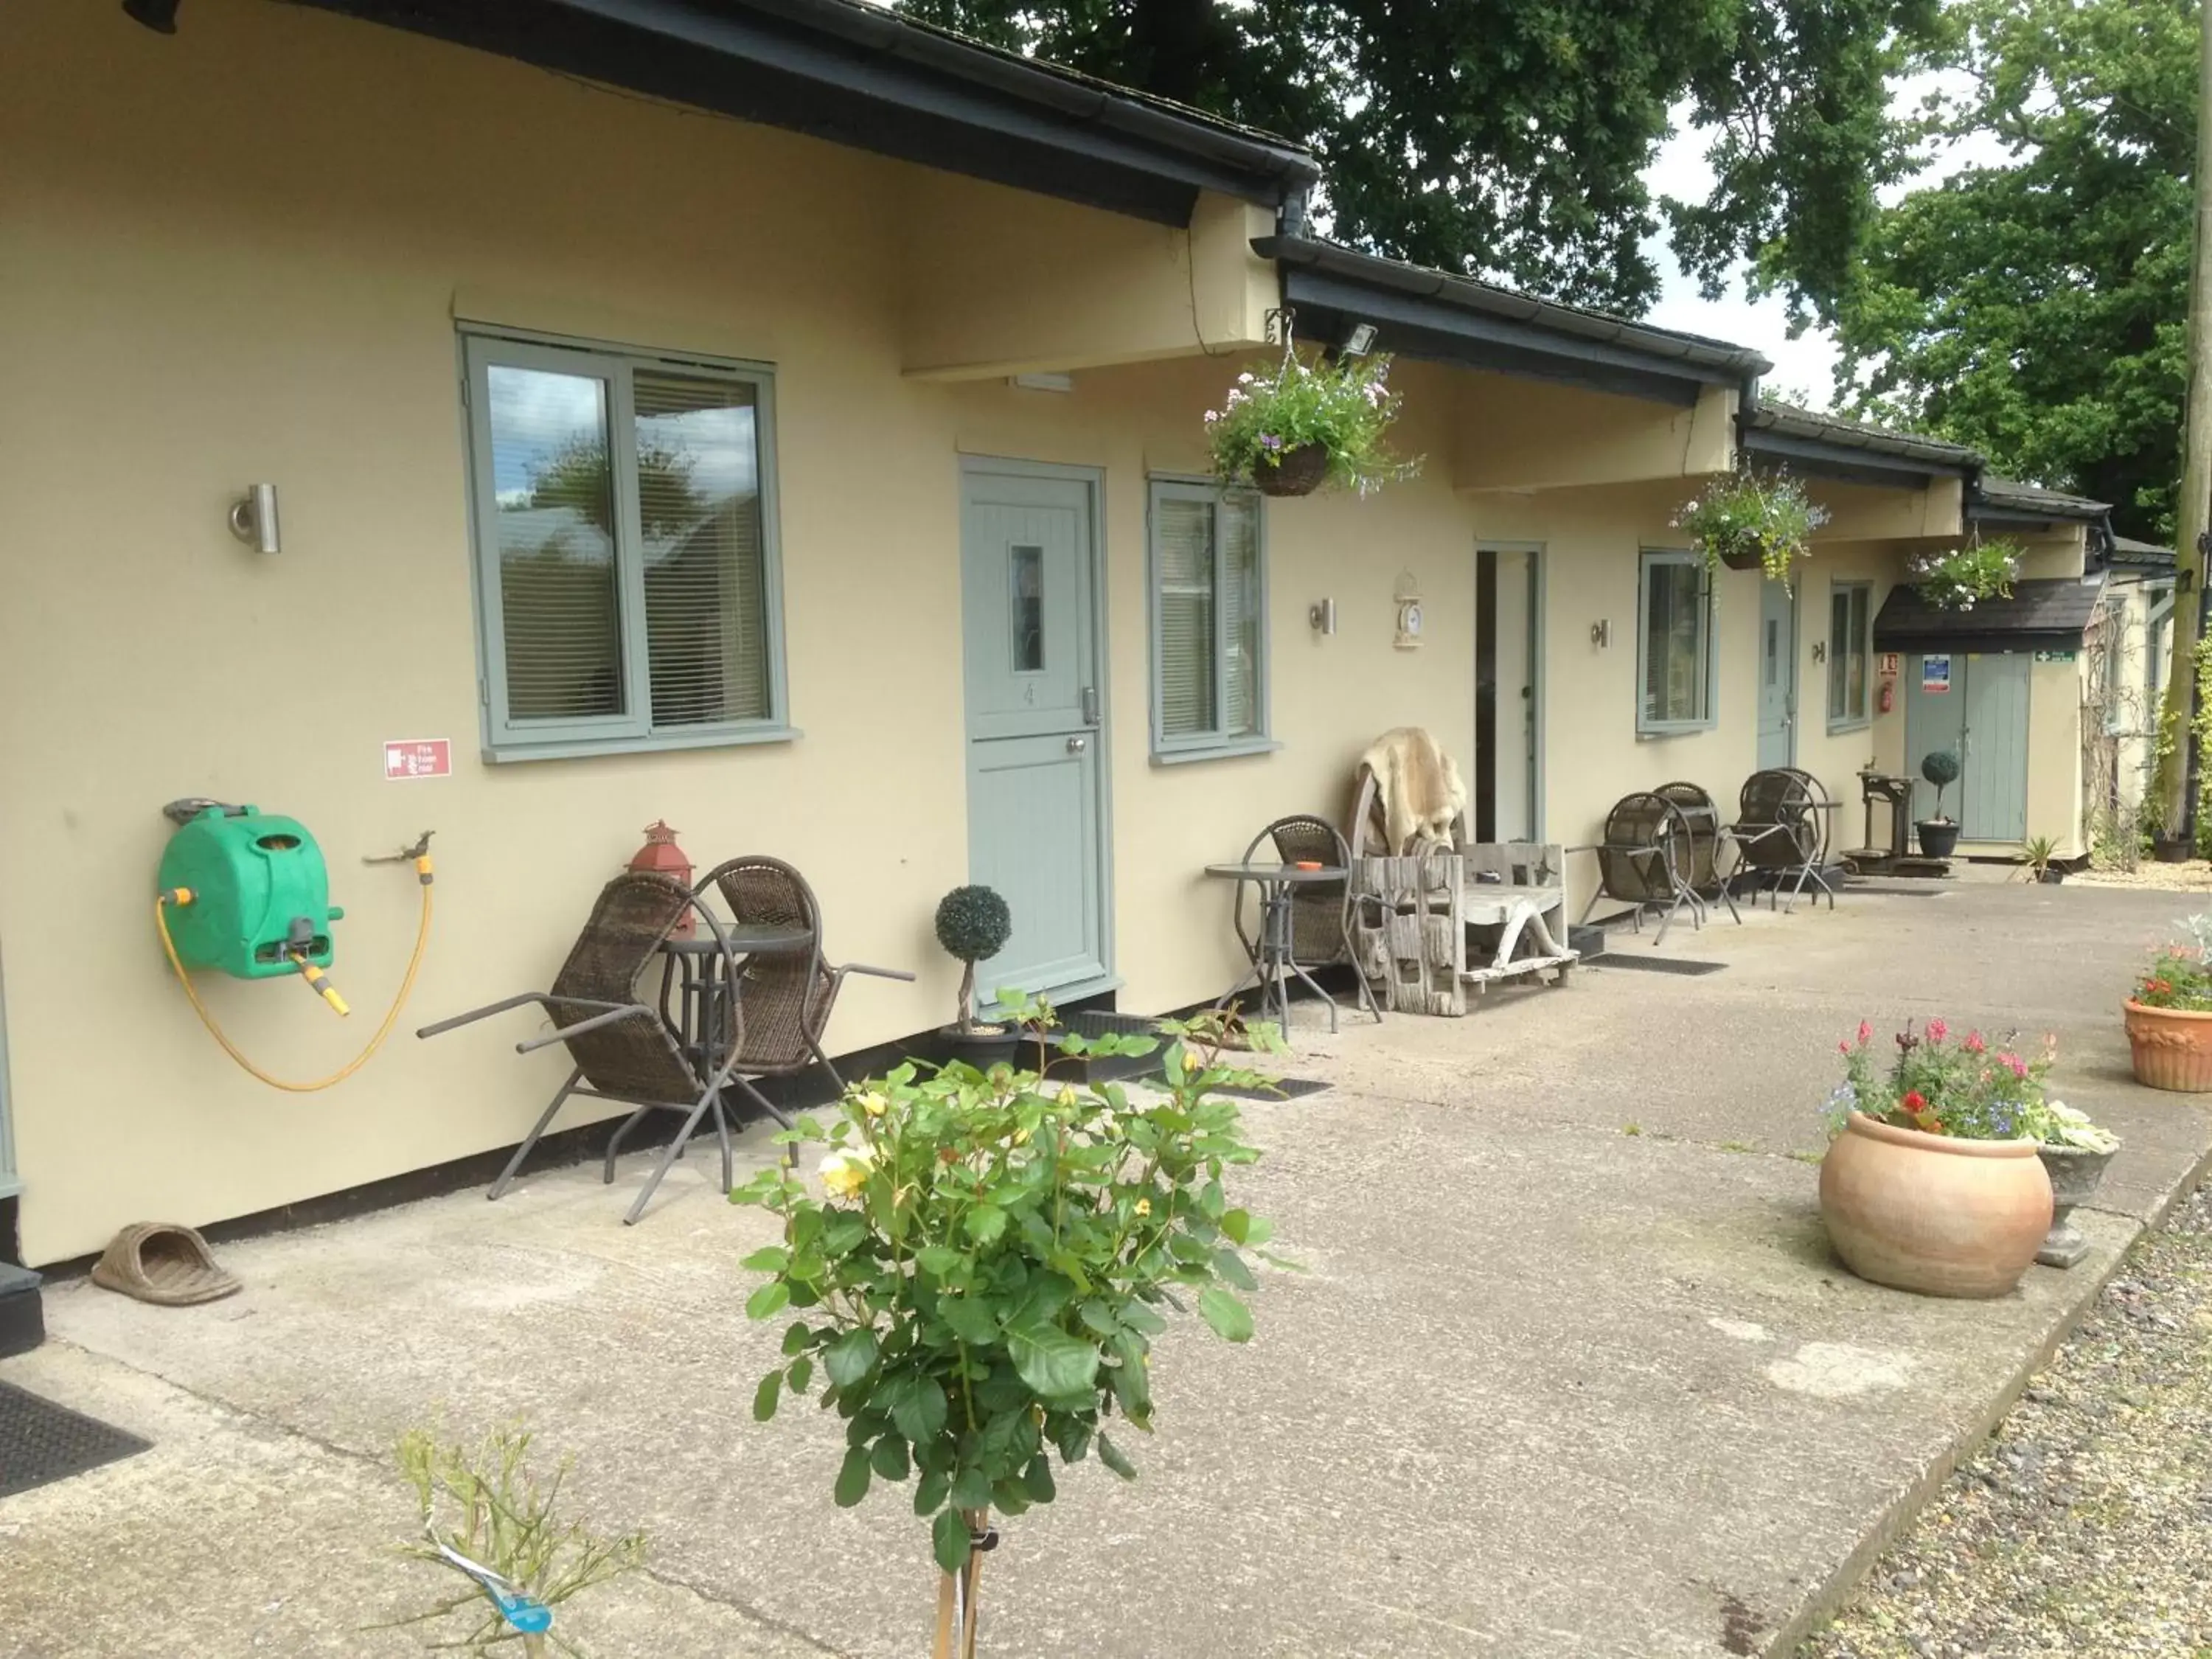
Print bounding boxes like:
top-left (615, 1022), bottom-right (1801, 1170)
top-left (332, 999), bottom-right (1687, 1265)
top-left (484, 725), bottom-right (802, 765)
top-left (1150, 737), bottom-right (1284, 768)
top-left (1826, 716), bottom-right (1872, 737)
top-left (1634, 725), bottom-right (1716, 742)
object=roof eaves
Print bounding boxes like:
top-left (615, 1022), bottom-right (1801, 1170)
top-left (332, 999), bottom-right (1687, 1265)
top-left (1743, 403), bottom-right (1980, 476)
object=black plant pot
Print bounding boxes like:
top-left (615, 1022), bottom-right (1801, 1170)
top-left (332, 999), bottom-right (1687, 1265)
top-left (2037, 868), bottom-right (2066, 885)
top-left (1916, 819), bottom-right (1961, 858)
top-left (2153, 835), bottom-right (2194, 864)
top-left (1253, 442), bottom-right (1330, 498)
top-left (1714, 540), bottom-right (1765, 573)
top-left (936, 1023), bottom-right (1023, 1071)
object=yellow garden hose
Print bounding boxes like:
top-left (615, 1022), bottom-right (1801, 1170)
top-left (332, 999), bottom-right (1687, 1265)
top-left (154, 850), bottom-right (435, 1092)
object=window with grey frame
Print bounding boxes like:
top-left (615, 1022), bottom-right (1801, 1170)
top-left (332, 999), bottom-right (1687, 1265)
top-left (1150, 479), bottom-right (1267, 756)
top-left (1827, 580), bottom-right (1872, 728)
top-left (462, 330), bottom-right (787, 757)
top-left (1636, 550), bottom-right (1715, 734)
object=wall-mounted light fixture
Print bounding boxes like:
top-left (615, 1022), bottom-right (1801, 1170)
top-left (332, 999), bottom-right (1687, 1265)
top-left (1341, 321), bottom-right (1379, 358)
top-left (1590, 619), bottom-right (1612, 649)
top-left (1309, 599), bottom-right (1338, 636)
top-left (1007, 371), bottom-right (1074, 393)
top-left (229, 484), bottom-right (282, 554)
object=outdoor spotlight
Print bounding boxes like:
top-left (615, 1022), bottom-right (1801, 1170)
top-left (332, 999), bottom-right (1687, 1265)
top-left (123, 0), bottom-right (180, 32)
top-left (229, 484), bottom-right (282, 554)
top-left (1342, 321), bottom-right (1379, 357)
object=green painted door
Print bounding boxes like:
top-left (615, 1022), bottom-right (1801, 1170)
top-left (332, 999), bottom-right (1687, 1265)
top-left (960, 464), bottom-right (1107, 1001)
top-left (1904, 652), bottom-right (2029, 842)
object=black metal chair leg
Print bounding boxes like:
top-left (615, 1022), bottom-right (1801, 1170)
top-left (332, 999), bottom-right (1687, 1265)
top-left (624, 1091), bottom-right (720, 1226)
top-left (490, 1068), bottom-right (583, 1200)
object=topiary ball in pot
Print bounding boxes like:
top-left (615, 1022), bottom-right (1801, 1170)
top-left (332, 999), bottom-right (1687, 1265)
top-left (1917, 749), bottom-right (1964, 858)
top-left (933, 885), bottom-right (1011, 1034)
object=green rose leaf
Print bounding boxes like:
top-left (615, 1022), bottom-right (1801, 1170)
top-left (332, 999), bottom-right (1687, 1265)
top-left (1021, 1454), bottom-right (1057, 1503)
top-left (834, 1444), bottom-right (872, 1508)
top-left (1096, 1431), bottom-right (1138, 1481)
top-left (787, 1356), bottom-right (814, 1394)
top-left (752, 1369), bottom-right (782, 1422)
top-left (1213, 1248), bottom-right (1258, 1292)
top-left (824, 1328), bottom-right (880, 1389)
top-left (916, 1245), bottom-right (966, 1278)
top-left (939, 1296), bottom-right (1001, 1347)
top-left (822, 1212), bottom-right (869, 1256)
top-left (1008, 1326), bottom-right (1100, 1399)
top-left (949, 1466), bottom-right (992, 1511)
top-left (933, 1506), bottom-right (972, 1573)
top-left (964, 1204), bottom-right (1009, 1245)
top-left (741, 1245), bottom-right (791, 1273)
top-left (870, 1433), bottom-right (911, 1481)
top-left (914, 1467), bottom-right (951, 1517)
top-left (780, 1321), bottom-right (813, 1357)
top-left (891, 1377), bottom-right (949, 1446)
top-left (745, 1280), bottom-right (791, 1321)
top-left (1198, 1287), bottom-right (1254, 1343)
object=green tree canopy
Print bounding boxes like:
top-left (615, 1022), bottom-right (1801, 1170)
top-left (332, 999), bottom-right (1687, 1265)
top-left (899, 0), bottom-right (1938, 316)
top-left (1832, 0), bottom-right (2194, 540)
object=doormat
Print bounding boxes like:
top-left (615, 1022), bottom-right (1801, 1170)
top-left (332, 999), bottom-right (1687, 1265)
top-left (0, 1380), bottom-right (151, 1500)
top-left (1846, 883), bottom-right (1951, 897)
top-left (1208, 1077), bottom-right (1332, 1102)
top-left (1583, 955), bottom-right (1727, 976)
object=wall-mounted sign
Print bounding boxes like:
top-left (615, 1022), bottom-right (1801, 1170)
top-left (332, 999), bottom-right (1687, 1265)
top-left (1393, 568), bottom-right (1424, 650)
top-left (2034, 649), bottom-right (2078, 664)
top-left (1879, 653), bottom-right (1900, 678)
top-left (1921, 655), bottom-right (1952, 695)
top-left (384, 737), bottom-right (452, 780)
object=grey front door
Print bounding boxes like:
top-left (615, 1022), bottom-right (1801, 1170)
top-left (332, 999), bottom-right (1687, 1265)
top-left (1756, 579), bottom-right (1796, 770)
top-left (960, 463), bottom-right (1107, 1002)
top-left (1904, 652), bottom-right (2029, 841)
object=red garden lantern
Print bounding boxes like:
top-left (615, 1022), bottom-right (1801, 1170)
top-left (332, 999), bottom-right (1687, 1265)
top-left (629, 821), bottom-right (694, 935)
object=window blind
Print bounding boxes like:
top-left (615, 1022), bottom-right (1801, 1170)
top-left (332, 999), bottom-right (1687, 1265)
top-left (1157, 496), bottom-right (1217, 738)
top-left (635, 371), bottom-right (770, 727)
top-left (1219, 495), bottom-right (1260, 738)
top-left (487, 364), bottom-right (626, 722)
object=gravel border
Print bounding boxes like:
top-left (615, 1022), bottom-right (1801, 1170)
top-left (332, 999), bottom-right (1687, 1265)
top-left (1800, 1180), bottom-right (2212, 1658)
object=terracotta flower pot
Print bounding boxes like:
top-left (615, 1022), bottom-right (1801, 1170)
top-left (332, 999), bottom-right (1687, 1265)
top-left (1818, 1112), bottom-right (2052, 1298)
top-left (1253, 442), bottom-right (1330, 497)
top-left (2123, 1000), bottom-right (2212, 1092)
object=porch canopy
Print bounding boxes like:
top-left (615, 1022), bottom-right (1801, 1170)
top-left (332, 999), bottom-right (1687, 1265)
top-left (1873, 574), bottom-right (2109, 655)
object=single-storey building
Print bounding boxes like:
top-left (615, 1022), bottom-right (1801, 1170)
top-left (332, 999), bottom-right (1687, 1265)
top-left (0, 0), bottom-right (2131, 1273)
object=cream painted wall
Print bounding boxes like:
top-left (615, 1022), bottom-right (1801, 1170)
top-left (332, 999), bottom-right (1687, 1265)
top-left (0, 0), bottom-right (1492, 1262)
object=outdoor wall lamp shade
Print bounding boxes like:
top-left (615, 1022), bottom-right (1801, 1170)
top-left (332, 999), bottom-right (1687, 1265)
top-left (1342, 321), bottom-right (1379, 356)
top-left (229, 484), bottom-right (281, 554)
top-left (1310, 599), bottom-right (1338, 635)
top-left (123, 0), bottom-right (180, 32)
top-left (1590, 619), bottom-right (1612, 648)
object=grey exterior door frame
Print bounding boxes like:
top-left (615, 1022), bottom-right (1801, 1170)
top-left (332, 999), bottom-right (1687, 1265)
top-left (0, 933), bottom-right (18, 1201)
top-left (1904, 650), bottom-right (2030, 842)
top-left (1475, 540), bottom-right (1545, 841)
top-left (958, 455), bottom-right (1116, 1002)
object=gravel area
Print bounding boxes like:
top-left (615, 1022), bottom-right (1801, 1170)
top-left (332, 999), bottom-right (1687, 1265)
top-left (1801, 1180), bottom-right (2212, 1659)
top-left (2070, 860), bottom-right (2212, 894)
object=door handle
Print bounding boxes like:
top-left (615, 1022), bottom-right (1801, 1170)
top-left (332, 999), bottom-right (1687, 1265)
top-left (1081, 686), bottom-right (1100, 726)
top-left (1067, 736), bottom-right (1088, 754)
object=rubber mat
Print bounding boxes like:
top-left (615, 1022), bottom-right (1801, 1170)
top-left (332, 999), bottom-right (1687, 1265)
top-left (0, 1380), bottom-right (151, 1500)
top-left (1583, 954), bottom-right (1727, 976)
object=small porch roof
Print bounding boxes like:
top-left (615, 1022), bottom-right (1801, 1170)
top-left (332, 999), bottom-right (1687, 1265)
top-left (2109, 535), bottom-right (2177, 574)
top-left (1248, 234), bottom-right (1772, 406)
top-left (285, 0), bottom-right (1319, 225)
top-left (1873, 574), bottom-right (2108, 655)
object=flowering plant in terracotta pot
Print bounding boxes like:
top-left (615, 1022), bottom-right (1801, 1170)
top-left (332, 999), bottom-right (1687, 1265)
top-left (1818, 1019), bottom-right (2057, 1298)
top-left (2124, 914), bottom-right (2212, 1091)
top-left (1205, 346), bottom-right (1418, 497)
top-left (734, 1004), bottom-right (1284, 1657)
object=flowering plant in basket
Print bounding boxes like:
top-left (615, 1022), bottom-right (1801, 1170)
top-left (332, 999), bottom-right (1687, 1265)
top-left (734, 1001), bottom-right (1285, 1655)
top-left (1910, 539), bottom-right (2020, 611)
top-left (1205, 346), bottom-right (1419, 496)
top-left (1671, 468), bottom-right (1829, 590)
top-left (1823, 1018), bottom-right (2111, 1148)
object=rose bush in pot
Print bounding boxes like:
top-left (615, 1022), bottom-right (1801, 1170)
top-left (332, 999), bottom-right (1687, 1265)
top-left (1819, 1018), bottom-right (2059, 1297)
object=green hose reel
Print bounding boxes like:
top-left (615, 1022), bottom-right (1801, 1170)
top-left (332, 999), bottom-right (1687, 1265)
top-left (157, 802), bottom-right (342, 978)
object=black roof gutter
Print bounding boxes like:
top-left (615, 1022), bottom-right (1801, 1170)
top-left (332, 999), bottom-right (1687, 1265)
top-left (280, 0), bottom-right (1318, 226)
top-left (1253, 234), bottom-right (1770, 406)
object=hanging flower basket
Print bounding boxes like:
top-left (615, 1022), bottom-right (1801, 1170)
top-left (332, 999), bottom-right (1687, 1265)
top-left (1252, 442), bottom-right (1332, 497)
top-left (1911, 540), bottom-right (2021, 610)
top-left (1206, 343), bottom-right (1419, 498)
top-left (1672, 467), bottom-right (1829, 591)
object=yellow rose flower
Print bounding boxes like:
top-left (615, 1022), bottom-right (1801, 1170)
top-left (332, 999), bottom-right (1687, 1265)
top-left (1055, 1085), bottom-right (1079, 1108)
top-left (1180, 1049), bottom-right (1203, 1074)
top-left (818, 1148), bottom-right (874, 1200)
top-left (1133, 1197), bottom-right (1152, 1217)
top-left (858, 1091), bottom-right (890, 1119)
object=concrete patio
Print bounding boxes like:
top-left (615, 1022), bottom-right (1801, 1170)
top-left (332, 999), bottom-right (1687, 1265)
top-left (4, 876), bottom-right (2210, 1658)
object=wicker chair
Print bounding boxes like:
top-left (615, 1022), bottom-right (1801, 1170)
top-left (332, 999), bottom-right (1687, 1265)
top-left (1573, 792), bottom-right (1701, 945)
top-left (1229, 815), bottom-right (1377, 1032)
top-left (417, 871), bottom-right (749, 1225)
top-left (1730, 768), bottom-right (1835, 912)
top-left (674, 855), bottom-right (914, 1142)
top-left (1655, 779), bottom-right (1742, 925)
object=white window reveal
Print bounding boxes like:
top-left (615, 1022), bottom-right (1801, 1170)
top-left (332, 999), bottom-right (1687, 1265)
top-left (1827, 579), bottom-right (1873, 730)
top-left (1637, 549), bottom-right (1716, 735)
top-left (461, 330), bottom-right (790, 759)
top-left (1149, 479), bottom-right (1273, 761)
